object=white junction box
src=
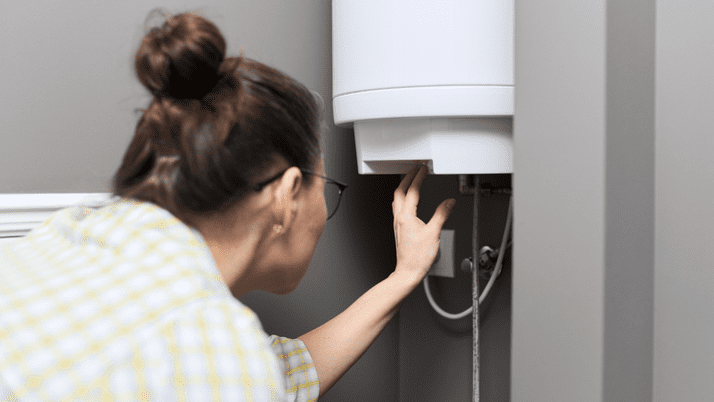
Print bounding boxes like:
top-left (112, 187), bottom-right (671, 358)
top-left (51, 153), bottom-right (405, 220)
top-left (429, 229), bottom-right (455, 278)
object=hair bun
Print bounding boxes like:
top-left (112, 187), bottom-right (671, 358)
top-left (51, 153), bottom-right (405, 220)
top-left (135, 12), bottom-right (227, 100)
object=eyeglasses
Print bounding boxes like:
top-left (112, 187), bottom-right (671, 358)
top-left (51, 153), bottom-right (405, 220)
top-left (300, 169), bottom-right (348, 220)
top-left (252, 168), bottom-right (348, 221)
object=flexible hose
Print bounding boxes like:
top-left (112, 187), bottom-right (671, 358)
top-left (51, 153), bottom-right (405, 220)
top-left (423, 194), bottom-right (513, 320)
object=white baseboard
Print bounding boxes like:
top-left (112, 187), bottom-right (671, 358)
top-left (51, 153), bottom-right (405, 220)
top-left (0, 193), bottom-right (113, 238)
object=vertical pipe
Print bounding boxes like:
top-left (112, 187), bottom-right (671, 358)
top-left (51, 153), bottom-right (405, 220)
top-left (472, 175), bottom-right (480, 402)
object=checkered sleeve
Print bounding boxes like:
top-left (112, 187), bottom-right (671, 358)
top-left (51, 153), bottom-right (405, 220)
top-left (268, 335), bottom-right (320, 402)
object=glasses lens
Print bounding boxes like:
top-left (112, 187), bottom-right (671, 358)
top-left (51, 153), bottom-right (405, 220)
top-left (324, 182), bottom-right (343, 219)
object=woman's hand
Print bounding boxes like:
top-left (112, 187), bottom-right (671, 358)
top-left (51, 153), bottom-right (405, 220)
top-left (391, 165), bottom-right (456, 286)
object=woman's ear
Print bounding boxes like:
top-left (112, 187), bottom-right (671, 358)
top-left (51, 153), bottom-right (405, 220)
top-left (272, 167), bottom-right (304, 230)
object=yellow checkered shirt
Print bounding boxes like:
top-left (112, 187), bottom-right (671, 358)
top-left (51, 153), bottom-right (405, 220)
top-left (0, 199), bottom-right (320, 401)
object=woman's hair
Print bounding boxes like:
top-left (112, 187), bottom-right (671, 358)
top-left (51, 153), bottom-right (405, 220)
top-left (113, 11), bottom-right (322, 217)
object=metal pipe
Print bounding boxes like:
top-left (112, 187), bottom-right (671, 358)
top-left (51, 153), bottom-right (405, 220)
top-left (459, 174), bottom-right (476, 195)
top-left (472, 175), bottom-right (480, 402)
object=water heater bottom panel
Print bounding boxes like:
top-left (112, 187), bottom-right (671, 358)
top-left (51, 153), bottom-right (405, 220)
top-left (354, 117), bottom-right (513, 175)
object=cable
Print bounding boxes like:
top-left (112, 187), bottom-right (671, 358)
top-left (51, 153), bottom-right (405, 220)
top-left (423, 194), bottom-right (513, 320)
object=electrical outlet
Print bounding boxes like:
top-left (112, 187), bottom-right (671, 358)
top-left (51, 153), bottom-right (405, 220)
top-left (428, 229), bottom-right (455, 278)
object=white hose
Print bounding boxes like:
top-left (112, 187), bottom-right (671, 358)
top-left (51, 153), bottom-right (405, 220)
top-left (423, 195), bottom-right (513, 320)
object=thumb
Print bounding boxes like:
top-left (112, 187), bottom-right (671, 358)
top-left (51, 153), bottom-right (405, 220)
top-left (427, 198), bottom-right (456, 230)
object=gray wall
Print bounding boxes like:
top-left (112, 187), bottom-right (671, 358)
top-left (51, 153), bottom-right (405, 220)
top-left (513, 1), bottom-right (714, 401)
top-left (1, 1), bottom-right (146, 193)
top-left (512, 1), bottom-right (609, 400)
top-left (654, 1), bottom-right (714, 400)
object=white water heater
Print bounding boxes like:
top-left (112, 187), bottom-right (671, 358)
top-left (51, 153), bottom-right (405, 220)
top-left (332, 0), bottom-right (514, 174)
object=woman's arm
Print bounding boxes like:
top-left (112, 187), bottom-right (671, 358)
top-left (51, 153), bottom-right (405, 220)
top-left (298, 165), bottom-right (456, 398)
top-left (297, 271), bottom-right (419, 398)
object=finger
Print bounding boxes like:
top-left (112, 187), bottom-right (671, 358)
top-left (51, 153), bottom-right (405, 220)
top-left (403, 165), bottom-right (429, 213)
top-left (395, 165), bottom-right (421, 195)
top-left (427, 198), bottom-right (456, 230)
top-left (393, 165), bottom-right (421, 211)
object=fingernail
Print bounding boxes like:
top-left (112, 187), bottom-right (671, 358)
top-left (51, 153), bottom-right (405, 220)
top-left (447, 199), bottom-right (456, 208)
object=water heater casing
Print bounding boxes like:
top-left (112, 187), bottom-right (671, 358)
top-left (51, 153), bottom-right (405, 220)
top-left (333, 0), bottom-right (514, 174)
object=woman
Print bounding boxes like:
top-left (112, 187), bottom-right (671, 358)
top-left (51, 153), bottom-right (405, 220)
top-left (0, 12), bottom-right (455, 401)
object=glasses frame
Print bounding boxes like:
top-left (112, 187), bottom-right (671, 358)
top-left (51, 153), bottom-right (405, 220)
top-left (252, 168), bottom-right (348, 221)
